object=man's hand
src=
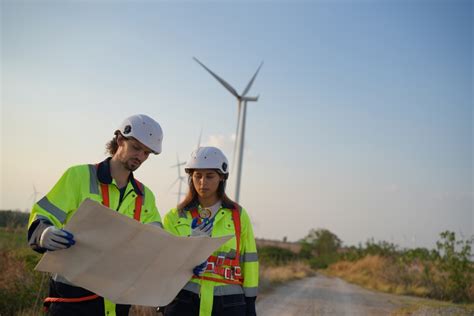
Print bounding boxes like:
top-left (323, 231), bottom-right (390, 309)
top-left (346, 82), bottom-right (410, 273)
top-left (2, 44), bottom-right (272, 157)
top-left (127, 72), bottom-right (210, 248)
top-left (39, 226), bottom-right (75, 251)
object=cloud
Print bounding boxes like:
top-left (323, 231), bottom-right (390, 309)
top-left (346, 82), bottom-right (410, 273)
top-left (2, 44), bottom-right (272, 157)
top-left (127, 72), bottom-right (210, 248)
top-left (204, 134), bottom-right (234, 152)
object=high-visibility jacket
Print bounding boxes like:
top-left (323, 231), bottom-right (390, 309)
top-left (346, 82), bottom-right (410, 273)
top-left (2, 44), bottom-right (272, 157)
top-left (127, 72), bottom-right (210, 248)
top-left (163, 200), bottom-right (258, 316)
top-left (28, 157), bottom-right (162, 316)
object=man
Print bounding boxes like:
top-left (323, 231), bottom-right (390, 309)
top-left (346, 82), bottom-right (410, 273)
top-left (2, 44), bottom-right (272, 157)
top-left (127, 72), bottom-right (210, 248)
top-left (28, 114), bottom-right (163, 316)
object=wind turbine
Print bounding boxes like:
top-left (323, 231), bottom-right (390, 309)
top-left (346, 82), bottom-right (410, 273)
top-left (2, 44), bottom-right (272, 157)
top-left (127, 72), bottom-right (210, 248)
top-left (169, 154), bottom-right (187, 204)
top-left (27, 185), bottom-right (41, 210)
top-left (193, 57), bottom-right (263, 203)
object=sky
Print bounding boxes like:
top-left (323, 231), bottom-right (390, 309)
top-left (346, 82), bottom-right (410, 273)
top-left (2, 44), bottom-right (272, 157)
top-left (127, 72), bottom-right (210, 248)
top-left (1, 0), bottom-right (472, 249)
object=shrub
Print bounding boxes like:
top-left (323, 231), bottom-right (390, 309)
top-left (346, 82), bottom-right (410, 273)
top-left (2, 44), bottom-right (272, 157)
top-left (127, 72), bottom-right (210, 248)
top-left (257, 246), bottom-right (298, 266)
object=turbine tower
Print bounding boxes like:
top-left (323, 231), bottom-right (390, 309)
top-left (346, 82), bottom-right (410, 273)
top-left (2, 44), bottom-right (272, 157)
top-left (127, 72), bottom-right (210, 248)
top-left (193, 57), bottom-right (263, 203)
top-left (169, 154), bottom-right (187, 204)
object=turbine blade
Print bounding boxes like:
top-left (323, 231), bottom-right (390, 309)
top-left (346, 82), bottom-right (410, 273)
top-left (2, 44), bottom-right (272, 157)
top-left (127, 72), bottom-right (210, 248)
top-left (241, 61), bottom-right (263, 97)
top-left (197, 127), bottom-right (203, 149)
top-left (193, 57), bottom-right (240, 99)
top-left (170, 162), bottom-right (186, 168)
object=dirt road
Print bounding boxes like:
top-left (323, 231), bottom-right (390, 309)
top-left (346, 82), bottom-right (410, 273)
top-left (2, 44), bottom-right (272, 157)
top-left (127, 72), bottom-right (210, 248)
top-left (256, 274), bottom-right (470, 316)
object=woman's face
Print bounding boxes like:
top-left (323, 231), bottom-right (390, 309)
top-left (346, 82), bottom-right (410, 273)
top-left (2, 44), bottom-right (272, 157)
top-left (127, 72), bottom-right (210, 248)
top-left (192, 169), bottom-right (222, 199)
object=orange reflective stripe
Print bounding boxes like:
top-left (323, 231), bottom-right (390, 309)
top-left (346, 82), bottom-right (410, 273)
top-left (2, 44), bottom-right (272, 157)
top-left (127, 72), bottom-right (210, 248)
top-left (134, 180), bottom-right (143, 221)
top-left (232, 204), bottom-right (241, 266)
top-left (100, 183), bottom-right (110, 208)
top-left (44, 294), bottom-right (100, 303)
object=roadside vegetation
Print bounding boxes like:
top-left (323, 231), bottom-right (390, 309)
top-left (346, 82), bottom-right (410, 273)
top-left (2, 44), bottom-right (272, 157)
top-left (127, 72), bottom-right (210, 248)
top-left (1, 210), bottom-right (472, 315)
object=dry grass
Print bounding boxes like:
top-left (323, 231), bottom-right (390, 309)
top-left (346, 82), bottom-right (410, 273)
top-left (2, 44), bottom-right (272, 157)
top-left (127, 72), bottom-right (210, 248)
top-left (260, 261), bottom-right (314, 287)
top-left (325, 255), bottom-right (431, 297)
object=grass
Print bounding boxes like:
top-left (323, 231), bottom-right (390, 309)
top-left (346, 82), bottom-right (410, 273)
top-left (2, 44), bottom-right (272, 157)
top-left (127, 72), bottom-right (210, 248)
top-left (0, 227), bottom-right (48, 316)
top-left (392, 300), bottom-right (474, 315)
top-left (324, 255), bottom-right (474, 314)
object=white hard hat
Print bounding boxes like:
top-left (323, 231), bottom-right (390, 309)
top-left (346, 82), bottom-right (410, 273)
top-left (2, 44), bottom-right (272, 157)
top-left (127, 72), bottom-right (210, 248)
top-left (117, 114), bottom-right (163, 154)
top-left (185, 146), bottom-right (229, 177)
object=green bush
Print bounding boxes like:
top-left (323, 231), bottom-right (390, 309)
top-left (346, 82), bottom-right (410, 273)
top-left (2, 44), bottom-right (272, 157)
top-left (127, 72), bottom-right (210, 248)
top-left (435, 231), bottom-right (473, 303)
top-left (257, 246), bottom-right (298, 266)
top-left (0, 210), bottom-right (29, 228)
top-left (309, 253), bottom-right (339, 269)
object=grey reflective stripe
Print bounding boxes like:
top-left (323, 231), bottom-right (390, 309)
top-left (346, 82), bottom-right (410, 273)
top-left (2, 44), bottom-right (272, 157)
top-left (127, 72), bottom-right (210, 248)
top-left (52, 273), bottom-right (76, 286)
top-left (216, 250), bottom-right (236, 259)
top-left (148, 222), bottom-right (163, 228)
top-left (178, 210), bottom-right (187, 218)
top-left (185, 282), bottom-right (244, 296)
top-left (88, 164), bottom-right (100, 195)
top-left (243, 286), bottom-right (258, 297)
top-left (37, 197), bottom-right (67, 223)
top-left (183, 281), bottom-right (200, 294)
top-left (214, 284), bottom-right (244, 296)
top-left (241, 252), bottom-right (258, 262)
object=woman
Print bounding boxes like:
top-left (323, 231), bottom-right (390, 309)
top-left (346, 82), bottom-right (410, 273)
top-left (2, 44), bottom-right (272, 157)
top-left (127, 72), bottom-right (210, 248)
top-left (163, 146), bottom-right (258, 316)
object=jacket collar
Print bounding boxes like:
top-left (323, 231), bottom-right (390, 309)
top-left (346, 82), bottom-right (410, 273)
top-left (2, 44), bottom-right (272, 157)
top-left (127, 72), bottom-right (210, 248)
top-left (182, 197), bottom-right (235, 211)
top-left (97, 157), bottom-right (144, 196)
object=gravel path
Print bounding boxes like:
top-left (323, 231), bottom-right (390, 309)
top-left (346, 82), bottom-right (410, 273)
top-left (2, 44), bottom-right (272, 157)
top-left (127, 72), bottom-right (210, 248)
top-left (256, 274), bottom-right (471, 316)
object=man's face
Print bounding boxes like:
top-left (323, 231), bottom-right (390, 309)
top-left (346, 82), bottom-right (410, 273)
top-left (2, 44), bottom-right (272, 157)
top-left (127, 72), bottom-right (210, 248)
top-left (116, 137), bottom-right (153, 171)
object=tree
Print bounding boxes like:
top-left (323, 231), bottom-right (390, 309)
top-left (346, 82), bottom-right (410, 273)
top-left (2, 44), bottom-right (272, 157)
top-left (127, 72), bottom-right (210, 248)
top-left (302, 228), bottom-right (342, 256)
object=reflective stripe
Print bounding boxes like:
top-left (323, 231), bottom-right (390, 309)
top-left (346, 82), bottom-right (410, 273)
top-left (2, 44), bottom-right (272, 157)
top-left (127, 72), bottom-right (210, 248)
top-left (183, 281), bottom-right (200, 294)
top-left (148, 222), bottom-right (163, 228)
top-left (243, 286), bottom-right (258, 297)
top-left (214, 284), bottom-right (243, 296)
top-left (216, 250), bottom-right (236, 259)
top-left (178, 210), bottom-right (187, 218)
top-left (241, 252), bottom-right (258, 262)
top-left (88, 164), bottom-right (99, 195)
top-left (185, 282), bottom-right (244, 296)
top-left (37, 197), bottom-right (68, 223)
top-left (212, 250), bottom-right (257, 262)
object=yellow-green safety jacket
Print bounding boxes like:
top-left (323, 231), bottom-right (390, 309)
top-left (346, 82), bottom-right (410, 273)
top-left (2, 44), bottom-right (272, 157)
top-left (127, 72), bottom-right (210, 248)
top-left (27, 158), bottom-right (162, 316)
top-left (163, 200), bottom-right (258, 316)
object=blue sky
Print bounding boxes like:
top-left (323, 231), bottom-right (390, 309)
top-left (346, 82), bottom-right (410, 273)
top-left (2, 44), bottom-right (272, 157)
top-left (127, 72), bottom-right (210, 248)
top-left (1, 0), bottom-right (472, 248)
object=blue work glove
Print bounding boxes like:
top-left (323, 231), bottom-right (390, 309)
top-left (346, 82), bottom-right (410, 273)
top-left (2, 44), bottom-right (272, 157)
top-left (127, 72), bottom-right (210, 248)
top-left (193, 261), bottom-right (207, 277)
top-left (39, 226), bottom-right (75, 251)
top-left (191, 217), bottom-right (214, 237)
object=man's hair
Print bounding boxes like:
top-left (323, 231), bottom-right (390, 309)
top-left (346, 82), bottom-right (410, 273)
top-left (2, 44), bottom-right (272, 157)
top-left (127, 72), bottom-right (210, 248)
top-left (105, 132), bottom-right (121, 156)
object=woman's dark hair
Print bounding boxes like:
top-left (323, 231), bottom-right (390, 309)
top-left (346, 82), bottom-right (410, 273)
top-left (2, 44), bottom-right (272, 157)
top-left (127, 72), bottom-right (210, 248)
top-left (177, 170), bottom-right (235, 211)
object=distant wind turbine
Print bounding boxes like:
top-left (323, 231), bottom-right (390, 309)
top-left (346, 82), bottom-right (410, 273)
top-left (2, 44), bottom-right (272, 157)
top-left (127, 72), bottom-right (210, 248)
top-left (193, 57), bottom-right (263, 203)
top-left (197, 127), bottom-right (203, 149)
top-left (169, 154), bottom-right (187, 204)
top-left (27, 185), bottom-right (41, 209)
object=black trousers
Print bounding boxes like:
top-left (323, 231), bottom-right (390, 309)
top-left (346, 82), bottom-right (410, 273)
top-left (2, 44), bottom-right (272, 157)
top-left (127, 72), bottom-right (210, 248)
top-left (164, 289), bottom-right (250, 316)
top-left (46, 279), bottom-right (131, 316)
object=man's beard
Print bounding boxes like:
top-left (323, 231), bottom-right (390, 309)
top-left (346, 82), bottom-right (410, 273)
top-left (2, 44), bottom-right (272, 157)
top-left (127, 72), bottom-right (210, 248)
top-left (123, 158), bottom-right (141, 172)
